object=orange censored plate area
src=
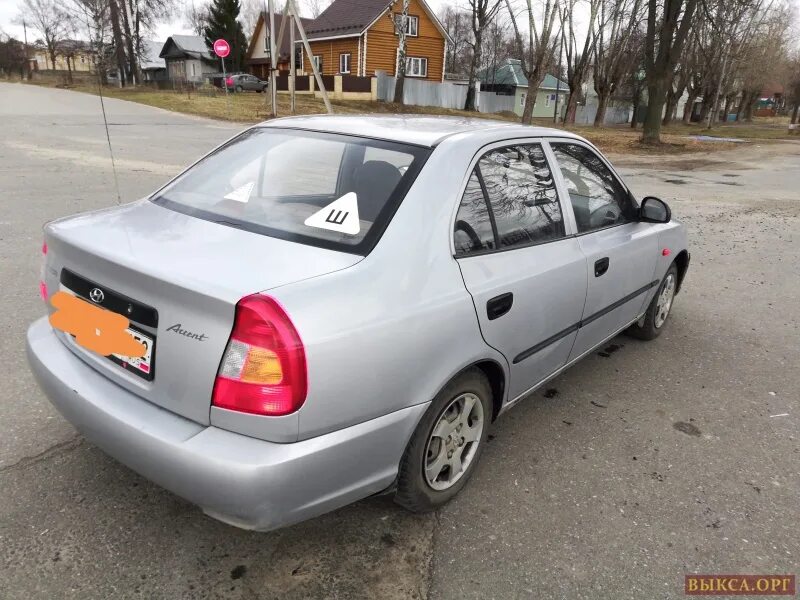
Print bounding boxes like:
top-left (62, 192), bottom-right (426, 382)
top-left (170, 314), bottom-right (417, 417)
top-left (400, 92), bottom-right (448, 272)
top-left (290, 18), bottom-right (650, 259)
top-left (49, 291), bottom-right (146, 358)
top-left (685, 575), bottom-right (795, 595)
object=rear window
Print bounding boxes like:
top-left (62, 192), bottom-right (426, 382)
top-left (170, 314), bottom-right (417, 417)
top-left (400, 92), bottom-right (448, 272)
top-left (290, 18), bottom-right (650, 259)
top-left (152, 128), bottom-right (429, 254)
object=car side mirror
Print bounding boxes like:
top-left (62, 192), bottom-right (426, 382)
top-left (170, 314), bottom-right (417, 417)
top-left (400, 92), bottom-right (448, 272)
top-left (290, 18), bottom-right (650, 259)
top-left (640, 196), bottom-right (671, 224)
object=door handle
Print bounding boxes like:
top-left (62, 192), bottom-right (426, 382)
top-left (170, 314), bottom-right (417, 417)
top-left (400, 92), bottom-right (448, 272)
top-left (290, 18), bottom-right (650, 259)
top-left (594, 257), bottom-right (610, 277)
top-left (487, 293), bottom-right (513, 320)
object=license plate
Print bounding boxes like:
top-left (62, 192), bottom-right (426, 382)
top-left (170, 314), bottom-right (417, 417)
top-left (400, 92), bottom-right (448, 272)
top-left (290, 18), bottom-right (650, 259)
top-left (108, 328), bottom-right (155, 379)
top-left (58, 281), bottom-right (157, 382)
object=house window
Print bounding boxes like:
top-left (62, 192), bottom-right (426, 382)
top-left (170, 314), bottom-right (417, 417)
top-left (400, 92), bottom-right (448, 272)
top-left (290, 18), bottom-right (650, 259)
top-left (545, 93), bottom-right (551, 107)
top-left (520, 93), bottom-right (526, 107)
top-left (339, 53), bottom-right (351, 74)
top-left (312, 55), bottom-right (322, 72)
top-left (394, 14), bottom-right (419, 36)
top-left (294, 46), bottom-right (303, 72)
top-left (404, 56), bottom-right (427, 77)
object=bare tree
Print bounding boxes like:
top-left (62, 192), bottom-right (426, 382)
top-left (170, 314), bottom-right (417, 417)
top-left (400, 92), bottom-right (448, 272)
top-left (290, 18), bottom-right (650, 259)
top-left (482, 14), bottom-right (513, 76)
top-left (66, 0), bottom-right (112, 81)
top-left (123, 0), bottom-right (178, 85)
top-left (393, 0), bottom-right (411, 103)
top-left (641, 0), bottom-right (699, 143)
top-left (18, 0), bottom-right (68, 71)
top-left (661, 40), bottom-right (693, 125)
top-left (559, 0), bottom-right (601, 123)
top-left (108, 0), bottom-right (128, 85)
top-left (303, 0), bottom-right (332, 18)
top-left (464, 0), bottom-right (503, 110)
top-left (786, 51), bottom-right (800, 124)
top-left (592, 0), bottom-right (643, 126)
top-left (505, 0), bottom-right (561, 123)
top-left (239, 0), bottom-right (262, 35)
top-left (185, 1), bottom-right (210, 36)
top-left (440, 4), bottom-right (472, 76)
top-left (727, 1), bottom-right (793, 122)
top-left (0, 33), bottom-right (29, 78)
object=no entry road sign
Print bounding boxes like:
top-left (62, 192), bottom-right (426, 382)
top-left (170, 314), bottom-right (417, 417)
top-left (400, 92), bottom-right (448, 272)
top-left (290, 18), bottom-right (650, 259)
top-left (213, 39), bottom-right (230, 58)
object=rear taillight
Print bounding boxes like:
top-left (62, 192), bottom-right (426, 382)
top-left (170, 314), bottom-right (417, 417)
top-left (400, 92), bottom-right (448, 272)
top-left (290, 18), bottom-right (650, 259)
top-left (212, 294), bottom-right (307, 416)
top-left (39, 241), bottom-right (48, 301)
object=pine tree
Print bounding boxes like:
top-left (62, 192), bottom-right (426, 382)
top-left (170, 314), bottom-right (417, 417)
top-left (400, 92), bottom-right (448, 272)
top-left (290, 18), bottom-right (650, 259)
top-left (203, 0), bottom-right (248, 72)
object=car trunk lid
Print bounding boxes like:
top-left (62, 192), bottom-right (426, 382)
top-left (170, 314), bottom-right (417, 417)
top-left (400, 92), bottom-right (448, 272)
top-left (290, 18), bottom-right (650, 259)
top-left (43, 200), bottom-right (362, 425)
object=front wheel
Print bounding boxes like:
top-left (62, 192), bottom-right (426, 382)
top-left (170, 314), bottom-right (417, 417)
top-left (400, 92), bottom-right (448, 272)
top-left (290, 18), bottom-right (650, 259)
top-left (394, 368), bottom-right (492, 512)
top-left (627, 264), bottom-right (678, 340)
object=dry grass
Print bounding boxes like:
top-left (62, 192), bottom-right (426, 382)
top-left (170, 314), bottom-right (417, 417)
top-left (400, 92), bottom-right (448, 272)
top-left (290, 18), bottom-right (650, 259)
top-left (18, 78), bottom-right (795, 155)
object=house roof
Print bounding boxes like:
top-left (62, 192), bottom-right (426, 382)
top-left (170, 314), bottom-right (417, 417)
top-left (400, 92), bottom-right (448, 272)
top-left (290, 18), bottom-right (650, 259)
top-left (33, 39), bottom-right (92, 53)
top-left (140, 40), bottom-right (166, 70)
top-left (479, 58), bottom-right (567, 91)
top-left (57, 39), bottom-right (92, 53)
top-left (159, 35), bottom-right (213, 61)
top-left (304, 0), bottom-right (451, 42)
top-left (306, 0), bottom-right (388, 39)
top-left (246, 12), bottom-right (314, 61)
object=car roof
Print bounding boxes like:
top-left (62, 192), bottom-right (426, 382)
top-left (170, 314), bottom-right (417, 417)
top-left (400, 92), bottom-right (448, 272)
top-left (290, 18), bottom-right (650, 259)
top-left (258, 114), bottom-right (583, 148)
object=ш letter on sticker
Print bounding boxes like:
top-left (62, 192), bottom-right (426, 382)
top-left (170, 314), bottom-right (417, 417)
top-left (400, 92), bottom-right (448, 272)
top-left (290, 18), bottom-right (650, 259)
top-left (304, 192), bottom-right (361, 235)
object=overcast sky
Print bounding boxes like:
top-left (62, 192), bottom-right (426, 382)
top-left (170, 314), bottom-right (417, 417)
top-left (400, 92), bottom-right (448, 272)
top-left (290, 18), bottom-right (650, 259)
top-left (1, 0), bottom-right (798, 48)
top-left (0, 0), bottom-right (451, 43)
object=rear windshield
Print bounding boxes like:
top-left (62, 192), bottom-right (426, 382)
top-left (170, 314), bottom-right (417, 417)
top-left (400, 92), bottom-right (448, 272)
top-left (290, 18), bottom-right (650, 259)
top-left (152, 128), bottom-right (430, 254)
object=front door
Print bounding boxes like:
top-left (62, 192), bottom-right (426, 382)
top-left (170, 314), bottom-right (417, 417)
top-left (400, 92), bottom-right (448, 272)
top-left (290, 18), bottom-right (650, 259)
top-left (549, 141), bottom-right (660, 360)
top-left (455, 142), bottom-right (587, 401)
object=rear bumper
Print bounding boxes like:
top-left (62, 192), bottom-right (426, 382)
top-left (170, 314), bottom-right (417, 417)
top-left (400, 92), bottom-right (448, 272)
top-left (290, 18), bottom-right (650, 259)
top-left (26, 317), bottom-right (427, 531)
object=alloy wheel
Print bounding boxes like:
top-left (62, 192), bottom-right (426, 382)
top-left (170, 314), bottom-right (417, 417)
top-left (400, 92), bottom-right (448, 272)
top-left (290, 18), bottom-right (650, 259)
top-left (423, 393), bottom-right (484, 491)
top-left (654, 273), bottom-right (676, 329)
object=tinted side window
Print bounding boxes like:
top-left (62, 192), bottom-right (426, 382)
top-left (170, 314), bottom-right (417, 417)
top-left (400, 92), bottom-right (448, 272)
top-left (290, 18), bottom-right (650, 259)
top-left (551, 143), bottom-right (636, 233)
top-left (454, 171), bottom-right (496, 255)
top-left (478, 144), bottom-right (564, 248)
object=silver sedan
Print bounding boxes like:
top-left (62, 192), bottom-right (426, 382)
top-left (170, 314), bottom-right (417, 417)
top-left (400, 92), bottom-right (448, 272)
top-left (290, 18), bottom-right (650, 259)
top-left (27, 115), bottom-right (689, 531)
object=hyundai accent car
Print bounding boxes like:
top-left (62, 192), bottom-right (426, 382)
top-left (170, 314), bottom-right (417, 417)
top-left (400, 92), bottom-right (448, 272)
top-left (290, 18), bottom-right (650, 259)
top-left (27, 115), bottom-right (689, 531)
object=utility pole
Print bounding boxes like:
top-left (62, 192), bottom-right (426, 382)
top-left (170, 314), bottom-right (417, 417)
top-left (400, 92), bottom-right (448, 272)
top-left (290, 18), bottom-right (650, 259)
top-left (22, 19), bottom-right (30, 80)
top-left (289, 6), bottom-right (296, 114)
top-left (268, 0), bottom-right (278, 117)
top-left (273, 0), bottom-right (332, 114)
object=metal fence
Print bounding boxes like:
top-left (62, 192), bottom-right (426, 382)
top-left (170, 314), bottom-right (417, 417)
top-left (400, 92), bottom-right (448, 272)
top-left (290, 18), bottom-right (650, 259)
top-left (376, 71), bottom-right (468, 109)
top-left (477, 92), bottom-right (516, 114)
top-left (574, 102), bottom-right (631, 125)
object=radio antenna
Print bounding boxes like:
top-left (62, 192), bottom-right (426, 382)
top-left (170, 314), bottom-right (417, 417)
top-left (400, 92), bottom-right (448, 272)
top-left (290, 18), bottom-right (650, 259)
top-left (96, 75), bottom-right (122, 204)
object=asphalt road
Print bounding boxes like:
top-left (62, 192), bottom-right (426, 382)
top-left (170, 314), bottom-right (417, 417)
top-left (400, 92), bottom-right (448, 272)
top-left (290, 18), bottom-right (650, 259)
top-left (1, 82), bottom-right (798, 599)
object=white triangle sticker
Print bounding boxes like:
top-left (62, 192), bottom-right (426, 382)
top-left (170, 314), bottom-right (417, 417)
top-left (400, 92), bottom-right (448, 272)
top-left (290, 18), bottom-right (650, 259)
top-left (304, 192), bottom-right (361, 235)
top-left (224, 181), bottom-right (254, 203)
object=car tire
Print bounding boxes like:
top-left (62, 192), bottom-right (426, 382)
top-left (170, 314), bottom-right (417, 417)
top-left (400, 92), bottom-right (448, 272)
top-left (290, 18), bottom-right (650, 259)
top-left (626, 264), bottom-right (679, 341)
top-left (394, 368), bottom-right (492, 513)
top-left (235, 85), bottom-right (243, 93)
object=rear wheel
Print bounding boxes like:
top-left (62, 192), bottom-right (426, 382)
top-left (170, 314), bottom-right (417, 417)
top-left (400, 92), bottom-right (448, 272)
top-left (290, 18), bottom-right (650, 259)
top-left (395, 369), bottom-right (492, 512)
top-left (627, 264), bottom-right (678, 340)
top-left (235, 85), bottom-right (243, 93)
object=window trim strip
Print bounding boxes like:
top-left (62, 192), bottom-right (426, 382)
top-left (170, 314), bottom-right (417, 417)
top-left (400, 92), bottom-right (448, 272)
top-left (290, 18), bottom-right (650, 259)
top-left (474, 164), bottom-right (500, 249)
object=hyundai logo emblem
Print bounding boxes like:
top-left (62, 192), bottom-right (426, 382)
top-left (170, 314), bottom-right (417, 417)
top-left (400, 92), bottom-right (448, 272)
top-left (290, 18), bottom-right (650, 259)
top-left (89, 288), bottom-right (105, 304)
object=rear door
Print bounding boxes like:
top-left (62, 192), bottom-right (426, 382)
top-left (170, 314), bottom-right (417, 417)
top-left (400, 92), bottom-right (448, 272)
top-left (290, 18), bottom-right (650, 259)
top-left (455, 141), bottom-right (587, 401)
top-left (549, 141), bottom-right (660, 360)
